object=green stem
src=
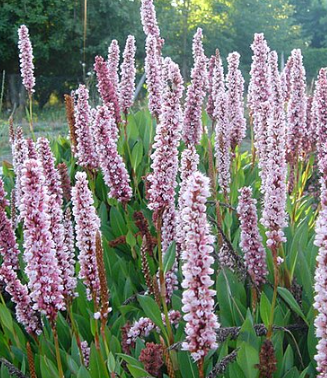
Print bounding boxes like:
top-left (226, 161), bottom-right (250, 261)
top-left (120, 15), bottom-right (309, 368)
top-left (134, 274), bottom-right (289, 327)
top-left (29, 93), bottom-right (35, 138)
top-left (53, 325), bottom-right (64, 378)
top-left (124, 114), bottom-right (142, 202)
top-left (67, 302), bottom-right (85, 365)
top-left (157, 214), bottom-right (174, 345)
top-left (267, 245), bottom-right (279, 339)
top-left (291, 158), bottom-right (302, 225)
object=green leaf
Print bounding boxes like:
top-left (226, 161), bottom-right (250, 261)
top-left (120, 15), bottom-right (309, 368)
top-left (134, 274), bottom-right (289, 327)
top-left (40, 356), bottom-right (59, 378)
top-left (77, 365), bottom-right (92, 378)
top-left (137, 295), bottom-right (167, 339)
top-left (131, 141), bottom-right (143, 172)
top-left (107, 352), bottom-right (116, 373)
top-left (277, 287), bottom-right (308, 325)
top-left (0, 304), bottom-right (13, 333)
top-left (117, 353), bottom-right (143, 368)
top-left (282, 367), bottom-right (299, 378)
top-left (110, 206), bottom-right (127, 236)
top-left (236, 342), bottom-right (259, 378)
top-left (259, 292), bottom-right (271, 328)
top-left (178, 351), bottom-right (199, 378)
top-left (126, 230), bottom-right (136, 248)
top-left (163, 241), bottom-right (176, 274)
top-left (127, 364), bottom-right (154, 378)
top-left (282, 345), bottom-right (294, 375)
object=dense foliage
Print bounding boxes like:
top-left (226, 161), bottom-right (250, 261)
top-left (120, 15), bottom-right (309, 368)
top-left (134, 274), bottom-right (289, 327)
top-left (1, 0), bottom-right (327, 377)
top-left (2, 0), bottom-right (327, 108)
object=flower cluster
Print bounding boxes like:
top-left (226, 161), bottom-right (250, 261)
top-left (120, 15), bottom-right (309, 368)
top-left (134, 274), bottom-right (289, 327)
top-left (180, 171), bottom-right (219, 361)
top-left (261, 51), bottom-right (287, 248)
top-left (206, 50), bottom-right (224, 120)
top-left (62, 207), bottom-right (77, 298)
top-left (192, 28), bottom-right (205, 60)
top-left (12, 127), bottom-right (28, 212)
top-left (145, 35), bottom-right (163, 120)
top-left (72, 172), bottom-right (100, 303)
top-left (74, 85), bottom-right (98, 169)
top-left (176, 146), bottom-right (199, 253)
top-left (313, 157), bottom-right (327, 376)
top-left (94, 55), bottom-right (122, 125)
top-left (248, 33), bottom-right (270, 168)
top-left (94, 105), bottom-right (132, 202)
top-left (0, 178), bottom-right (40, 334)
top-left (147, 58), bottom-right (184, 218)
top-left (36, 137), bottom-right (63, 204)
top-left (20, 159), bottom-right (65, 323)
top-left (108, 39), bottom-right (120, 94)
top-left (182, 55), bottom-right (207, 147)
top-left (282, 55), bottom-right (293, 102)
top-left (214, 90), bottom-right (231, 195)
top-left (27, 138), bottom-right (37, 159)
top-left (126, 317), bottom-right (158, 345)
top-left (119, 35), bottom-right (136, 115)
top-left (238, 186), bottom-right (267, 286)
top-left (18, 25), bottom-right (35, 94)
top-left (286, 49), bottom-right (307, 161)
top-left (226, 52), bottom-right (246, 151)
top-left (0, 178), bottom-right (9, 209)
top-left (139, 343), bottom-right (163, 378)
top-left (140, 0), bottom-right (163, 50)
top-left (313, 68), bottom-right (327, 165)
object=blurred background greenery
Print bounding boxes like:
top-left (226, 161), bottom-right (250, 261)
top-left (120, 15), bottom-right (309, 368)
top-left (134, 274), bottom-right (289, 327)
top-left (0, 0), bottom-right (326, 159)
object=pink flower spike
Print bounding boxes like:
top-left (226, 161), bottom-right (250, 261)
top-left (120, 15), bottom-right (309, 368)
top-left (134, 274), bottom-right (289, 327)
top-left (248, 33), bottom-right (270, 171)
top-left (94, 55), bottom-right (122, 125)
top-left (94, 105), bottom-right (132, 203)
top-left (0, 265), bottom-right (41, 334)
top-left (26, 138), bottom-right (38, 160)
top-left (119, 35), bottom-right (136, 115)
top-left (176, 146), bottom-right (200, 255)
top-left (0, 178), bottom-right (9, 209)
top-left (286, 49), bottom-right (307, 162)
top-left (282, 55), bottom-right (293, 103)
top-left (214, 90), bottom-right (231, 195)
top-left (182, 55), bottom-right (207, 147)
top-left (181, 171), bottom-right (219, 361)
top-left (72, 172), bottom-right (101, 303)
top-left (238, 186), bottom-right (268, 286)
top-left (36, 137), bottom-right (63, 205)
top-left (0, 178), bottom-right (19, 270)
top-left (0, 177), bottom-right (40, 334)
top-left (314, 157), bottom-right (327, 376)
top-left (140, 0), bottom-right (164, 50)
top-left (12, 127), bottom-right (28, 212)
top-left (20, 159), bottom-right (65, 323)
top-left (145, 35), bottom-right (163, 120)
top-left (261, 51), bottom-right (287, 248)
top-left (248, 33), bottom-right (270, 116)
top-left (147, 58), bottom-right (184, 219)
top-left (62, 207), bottom-right (77, 298)
top-left (192, 28), bottom-right (205, 61)
top-left (37, 137), bottom-right (77, 298)
top-left (313, 68), bottom-right (327, 166)
top-left (74, 84), bottom-right (99, 169)
top-left (108, 40), bottom-right (120, 94)
top-left (206, 50), bottom-right (224, 121)
top-left (226, 52), bottom-right (246, 151)
top-left (18, 25), bottom-right (35, 95)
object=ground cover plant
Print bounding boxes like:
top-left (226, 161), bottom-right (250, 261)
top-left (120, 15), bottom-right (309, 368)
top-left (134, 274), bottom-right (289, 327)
top-left (0, 1), bottom-right (326, 377)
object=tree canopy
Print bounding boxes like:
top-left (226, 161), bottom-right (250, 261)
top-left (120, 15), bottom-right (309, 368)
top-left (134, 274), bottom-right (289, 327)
top-left (0, 0), bottom-right (325, 106)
